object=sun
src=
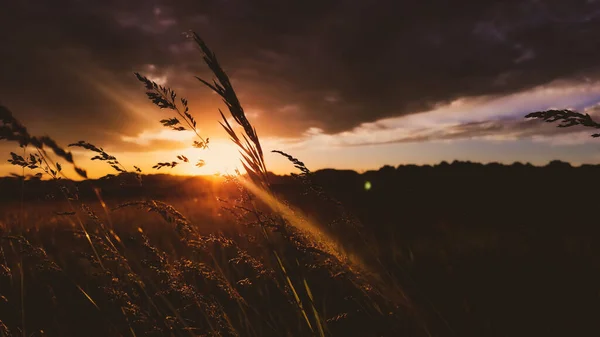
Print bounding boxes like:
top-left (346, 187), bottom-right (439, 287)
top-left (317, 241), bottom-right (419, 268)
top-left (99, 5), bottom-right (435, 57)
top-left (175, 141), bottom-right (243, 176)
top-left (73, 136), bottom-right (249, 179)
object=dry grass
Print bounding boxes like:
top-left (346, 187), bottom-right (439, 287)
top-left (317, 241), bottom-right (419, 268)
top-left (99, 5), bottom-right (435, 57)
top-left (0, 32), bottom-right (426, 336)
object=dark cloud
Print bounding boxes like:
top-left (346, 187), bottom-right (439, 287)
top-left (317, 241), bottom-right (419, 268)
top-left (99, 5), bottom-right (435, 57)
top-left (1, 0), bottom-right (600, 147)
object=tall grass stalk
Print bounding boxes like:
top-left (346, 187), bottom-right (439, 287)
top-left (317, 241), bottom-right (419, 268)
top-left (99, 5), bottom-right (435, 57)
top-left (189, 32), bottom-right (341, 336)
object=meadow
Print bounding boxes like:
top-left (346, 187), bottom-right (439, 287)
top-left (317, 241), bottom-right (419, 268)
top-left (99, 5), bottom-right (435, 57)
top-left (0, 178), bottom-right (423, 337)
top-left (1, 32), bottom-right (600, 337)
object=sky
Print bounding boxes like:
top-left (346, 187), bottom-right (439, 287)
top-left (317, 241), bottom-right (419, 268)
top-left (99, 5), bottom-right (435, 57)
top-left (1, 0), bottom-right (600, 178)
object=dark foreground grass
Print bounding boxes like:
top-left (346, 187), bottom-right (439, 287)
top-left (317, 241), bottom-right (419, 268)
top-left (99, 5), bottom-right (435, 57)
top-left (0, 190), bottom-right (426, 337)
top-left (2, 166), bottom-right (600, 337)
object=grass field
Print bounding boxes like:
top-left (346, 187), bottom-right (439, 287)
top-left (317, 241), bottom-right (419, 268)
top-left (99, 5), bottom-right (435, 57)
top-left (2, 164), bottom-right (600, 336)
top-left (0, 175), bottom-right (428, 337)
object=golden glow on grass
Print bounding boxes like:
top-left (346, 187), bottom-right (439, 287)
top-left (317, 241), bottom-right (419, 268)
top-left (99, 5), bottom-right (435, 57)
top-left (238, 175), bottom-right (367, 273)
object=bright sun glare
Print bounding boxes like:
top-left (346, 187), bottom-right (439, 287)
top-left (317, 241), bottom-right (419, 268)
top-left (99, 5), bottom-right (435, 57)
top-left (116, 128), bottom-right (245, 177)
top-left (171, 141), bottom-right (242, 176)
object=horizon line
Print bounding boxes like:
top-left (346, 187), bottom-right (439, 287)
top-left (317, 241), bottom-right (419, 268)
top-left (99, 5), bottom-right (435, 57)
top-left (1, 159), bottom-right (596, 181)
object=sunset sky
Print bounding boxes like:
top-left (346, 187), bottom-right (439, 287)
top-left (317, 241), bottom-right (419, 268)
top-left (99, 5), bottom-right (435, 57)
top-left (2, 0), bottom-right (600, 178)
